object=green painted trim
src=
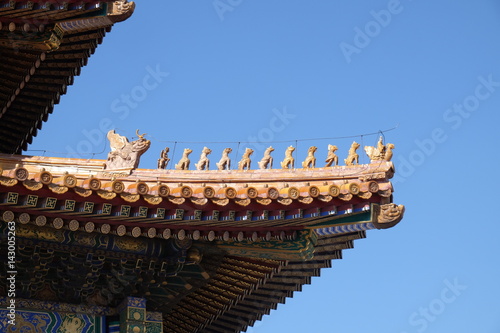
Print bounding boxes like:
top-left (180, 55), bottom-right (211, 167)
top-left (308, 210), bottom-right (372, 228)
top-left (216, 230), bottom-right (317, 260)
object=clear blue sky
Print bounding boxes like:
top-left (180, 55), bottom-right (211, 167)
top-left (29, 1), bottom-right (500, 332)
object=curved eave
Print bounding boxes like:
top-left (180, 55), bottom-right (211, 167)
top-left (0, 154), bottom-right (402, 236)
top-left (0, 154), bottom-right (405, 333)
top-left (0, 1), bottom-right (135, 154)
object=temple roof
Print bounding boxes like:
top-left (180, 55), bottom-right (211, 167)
top-left (0, 0), bottom-right (134, 154)
top-left (0, 153), bottom-right (404, 332)
top-left (0, 2), bottom-right (406, 331)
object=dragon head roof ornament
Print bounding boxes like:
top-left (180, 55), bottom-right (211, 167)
top-left (105, 129), bottom-right (151, 170)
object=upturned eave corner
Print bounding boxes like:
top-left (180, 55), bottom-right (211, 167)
top-left (108, 0), bottom-right (136, 23)
top-left (371, 202), bottom-right (405, 229)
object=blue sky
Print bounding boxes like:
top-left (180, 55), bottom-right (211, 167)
top-left (29, 1), bottom-right (500, 332)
